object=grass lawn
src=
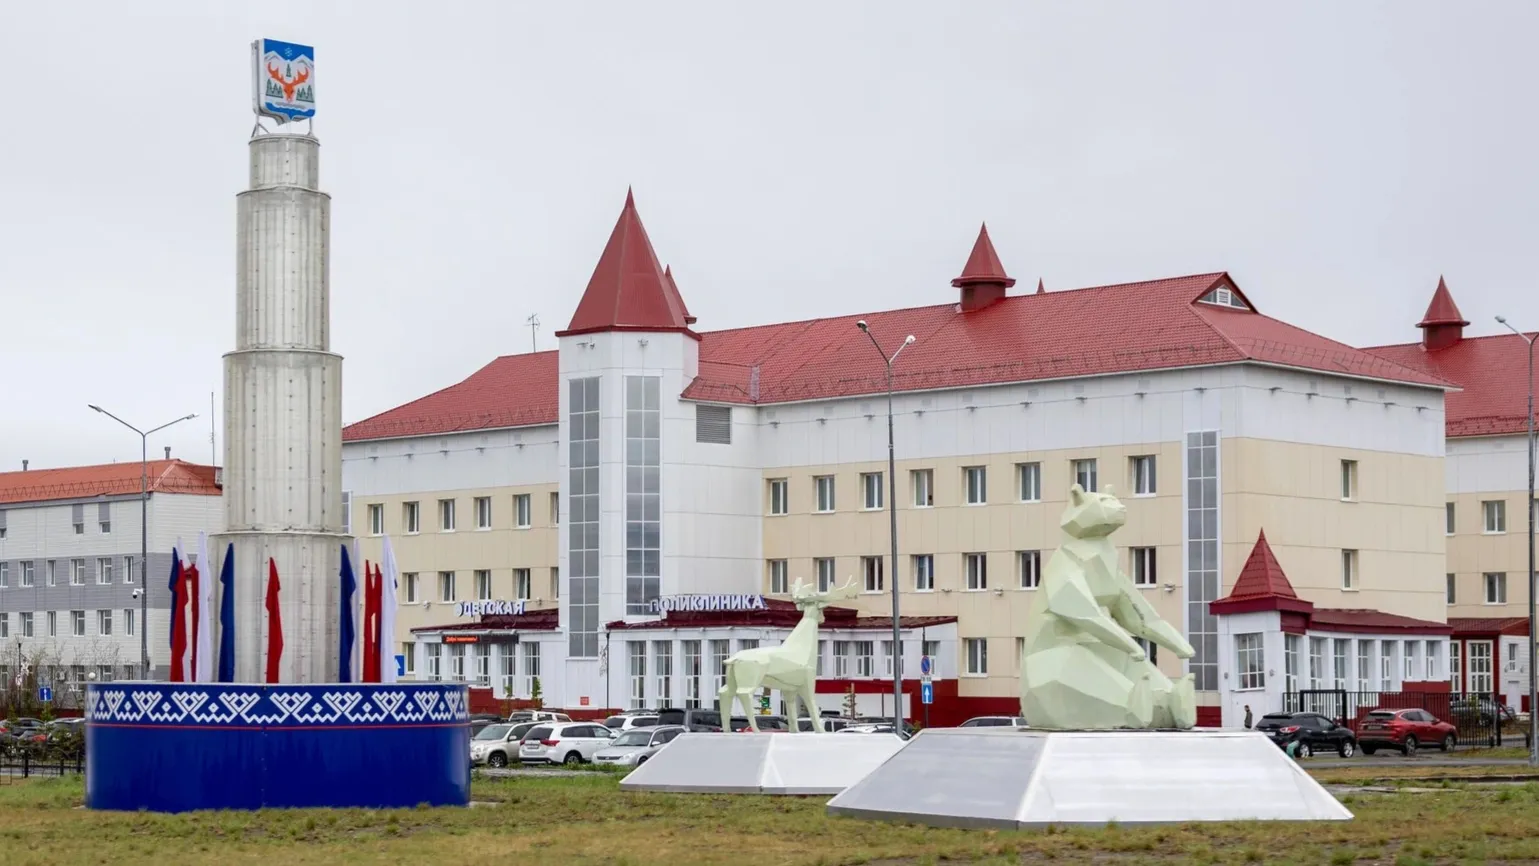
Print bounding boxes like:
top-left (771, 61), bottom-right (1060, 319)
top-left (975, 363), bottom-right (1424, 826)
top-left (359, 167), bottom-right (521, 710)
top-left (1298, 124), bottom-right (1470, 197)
top-left (5, 770), bottom-right (1539, 865)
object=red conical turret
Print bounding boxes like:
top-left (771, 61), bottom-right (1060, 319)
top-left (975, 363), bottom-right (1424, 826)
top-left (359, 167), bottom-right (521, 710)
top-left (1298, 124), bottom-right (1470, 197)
top-left (1416, 276), bottom-right (1468, 351)
top-left (558, 189), bottom-right (694, 337)
top-left (952, 223), bottom-right (1016, 312)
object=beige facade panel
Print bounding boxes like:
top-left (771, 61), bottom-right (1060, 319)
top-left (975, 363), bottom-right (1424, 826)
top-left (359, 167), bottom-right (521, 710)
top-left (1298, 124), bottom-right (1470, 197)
top-left (1446, 489), bottom-right (1536, 616)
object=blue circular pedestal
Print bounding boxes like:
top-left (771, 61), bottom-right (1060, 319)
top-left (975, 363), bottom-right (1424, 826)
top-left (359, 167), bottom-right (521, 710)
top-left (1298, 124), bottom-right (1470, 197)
top-left (85, 682), bottom-right (471, 812)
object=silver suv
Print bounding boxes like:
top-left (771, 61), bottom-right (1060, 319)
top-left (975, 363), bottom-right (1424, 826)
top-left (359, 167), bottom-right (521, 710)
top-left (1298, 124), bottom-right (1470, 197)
top-left (470, 721), bottom-right (537, 768)
top-left (519, 722), bottom-right (615, 765)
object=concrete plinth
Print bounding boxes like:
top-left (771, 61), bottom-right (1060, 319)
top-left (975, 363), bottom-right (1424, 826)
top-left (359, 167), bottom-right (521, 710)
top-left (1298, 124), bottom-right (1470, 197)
top-left (618, 733), bottom-right (906, 795)
top-left (826, 729), bottom-right (1352, 828)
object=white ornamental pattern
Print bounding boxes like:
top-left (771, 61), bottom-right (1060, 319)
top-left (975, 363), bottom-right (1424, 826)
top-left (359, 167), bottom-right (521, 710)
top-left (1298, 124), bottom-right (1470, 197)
top-left (85, 685), bottom-right (469, 727)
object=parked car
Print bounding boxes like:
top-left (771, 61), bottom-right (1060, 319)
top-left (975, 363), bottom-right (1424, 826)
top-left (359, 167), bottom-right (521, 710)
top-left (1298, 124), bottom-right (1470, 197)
top-left (469, 719), bottom-right (499, 738)
top-left (959, 716), bottom-right (1030, 729)
top-left (1357, 708), bottom-right (1458, 756)
top-left (838, 723), bottom-right (912, 740)
top-left (851, 716), bottom-right (917, 736)
top-left (657, 708), bottom-right (726, 731)
top-left (731, 715), bottom-right (789, 732)
top-left (795, 716), bottom-right (851, 732)
top-left (470, 721), bottom-right (538, 767)
top-left (1450, 698), bottom-right (1517, 727)
top-left (519, 722), bottom-right (615, 765)
top-left (594, 725), bottom-right (687, 767)
top-left (603, 713), bottom-right (661, 732)
top-left (506, 710), bottom-right (572, 724)
top-left (1254, 711), bottom-right (1357, 758)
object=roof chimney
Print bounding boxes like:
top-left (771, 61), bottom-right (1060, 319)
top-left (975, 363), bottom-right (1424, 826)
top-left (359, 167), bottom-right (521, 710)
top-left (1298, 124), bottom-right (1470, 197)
top-left (21, 459), bottom-right (27, 471)
top-left (952, 223), bottom-right (1016, 312)
top-left (164, 446), bottom-right (172, 460)
top-left (1417, 276), bottom-right (1469, 351)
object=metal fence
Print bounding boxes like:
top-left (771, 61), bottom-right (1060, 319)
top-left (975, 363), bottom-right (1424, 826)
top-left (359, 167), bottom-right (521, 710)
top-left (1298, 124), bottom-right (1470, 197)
top-left (0, 748), bottom-right (84, 782)
top-left (1282, 689), bottom-right (1524, 748)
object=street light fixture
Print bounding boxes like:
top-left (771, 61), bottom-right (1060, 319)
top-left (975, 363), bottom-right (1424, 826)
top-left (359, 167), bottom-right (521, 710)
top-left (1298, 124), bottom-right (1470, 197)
top-left (1495, 315), bottom-right (1536, 767)
top-left (88, 405), bottom-right (198, 679)
top-left (856, 319), bottom-right (916, 734)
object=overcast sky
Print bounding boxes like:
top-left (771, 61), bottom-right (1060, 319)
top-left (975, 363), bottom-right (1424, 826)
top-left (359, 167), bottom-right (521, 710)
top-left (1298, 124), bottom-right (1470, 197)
top-left (4, 2), bottom-right (1536, 471)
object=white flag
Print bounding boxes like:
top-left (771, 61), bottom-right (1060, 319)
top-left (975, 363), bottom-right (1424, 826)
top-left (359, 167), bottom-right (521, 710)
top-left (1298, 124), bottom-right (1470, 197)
top-left (380, 535), bottom-right (400, 683)
top-left (195, 532), bottom-right (214, 683)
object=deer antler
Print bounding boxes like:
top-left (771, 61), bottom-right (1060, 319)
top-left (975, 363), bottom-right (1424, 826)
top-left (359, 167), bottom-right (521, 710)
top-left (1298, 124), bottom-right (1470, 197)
top-left (292, 66), bottom-right (309, 86)
top-left (821, 577), bottom-right (861, 602)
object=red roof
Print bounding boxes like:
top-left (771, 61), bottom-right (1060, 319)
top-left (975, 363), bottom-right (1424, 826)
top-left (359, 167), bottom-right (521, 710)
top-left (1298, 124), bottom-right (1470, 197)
top-left (951, 224), bottom-right (1015, 289)
top-left (1365, 278), bottom-right (1536, 438)
top-left (604, 597), bottom-right (956, 632)
top-left (0, 460), bottom-right (221, 506)
top-left (344, 221), bottom-right (1452, 441)
top-left (1448, 616), bottom-right (1530, 637)
top-left (557, 190), bottom-right (695, 338)
top-left (1210, 531), bottom-right (1315, 616)
top-left (1417, 276), bottom-right (1469, 328)
top-left (664, 265), bottom-right (696, 326)
top-left (1307, 609), bottom-right (1451, 636)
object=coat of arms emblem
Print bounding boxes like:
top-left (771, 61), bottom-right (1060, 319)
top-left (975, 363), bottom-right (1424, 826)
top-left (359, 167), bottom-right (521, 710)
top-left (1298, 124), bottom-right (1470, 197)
top-left (251, 39), bottom-right (316, 124)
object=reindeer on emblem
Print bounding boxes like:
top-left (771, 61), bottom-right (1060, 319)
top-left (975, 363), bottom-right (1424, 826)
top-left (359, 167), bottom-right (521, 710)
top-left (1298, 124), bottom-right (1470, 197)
top-left (718, 576), bottom-right (860, 733)
top-left (267, 62), bottom-right (310, 102)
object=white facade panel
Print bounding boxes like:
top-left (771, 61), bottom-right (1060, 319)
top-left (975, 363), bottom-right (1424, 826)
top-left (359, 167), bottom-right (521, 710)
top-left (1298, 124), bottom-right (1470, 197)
top-left (1447, 435), bottom-right (1532, 495)
top-left (342, 426), bottom-right (561, 496)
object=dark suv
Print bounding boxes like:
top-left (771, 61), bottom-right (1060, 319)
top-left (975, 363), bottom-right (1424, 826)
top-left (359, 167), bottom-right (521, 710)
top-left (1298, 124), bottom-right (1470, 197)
top-left (1254, 711), bottom-right (1357, 758)
top-left (657, 708), bottom-right (725, 731)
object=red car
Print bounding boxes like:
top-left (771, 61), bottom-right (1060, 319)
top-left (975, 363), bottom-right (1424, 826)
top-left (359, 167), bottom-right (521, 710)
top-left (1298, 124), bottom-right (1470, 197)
top-left (1357, 708), bottom-right (1457, 756)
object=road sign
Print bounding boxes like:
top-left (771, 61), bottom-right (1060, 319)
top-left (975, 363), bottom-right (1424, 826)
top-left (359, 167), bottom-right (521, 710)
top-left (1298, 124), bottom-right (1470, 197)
top-left (920, 682), bottom-right (933, 705)
top-left (919, 656), bottom-right (932, 677)
top-left (759, 694), bottom-right (771, 710)
top-left (39, 687), bottom-right (52, 703)
top-left (395, 655), bottom-right (406, 677)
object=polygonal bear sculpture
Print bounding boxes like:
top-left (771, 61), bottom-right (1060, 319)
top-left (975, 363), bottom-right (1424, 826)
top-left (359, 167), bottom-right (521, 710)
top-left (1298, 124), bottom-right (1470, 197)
top-left (1019, 484), bottom-right (1198, 730)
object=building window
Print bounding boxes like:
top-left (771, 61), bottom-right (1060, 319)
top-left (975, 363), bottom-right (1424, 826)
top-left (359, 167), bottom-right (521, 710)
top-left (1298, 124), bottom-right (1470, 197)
top-left (404, 501), bottom-right (421, 534)
top-left (964, 466), bottom-right (987, 505)
top-left (1356, 639), bottom-right (1373, 692)
top-left (449, 645), bottom-right (466, 681)
top-left (854, 641), bottom-right (875, 678)
top-left (550, 567), bottom-right (560, 600)
top-left (1446, 573), bottom-right (1456, 605)
top-left (816, 558), bottom-right (835, 592)
top-left (20, 612), bottom-right (33, 638)
top-left (1408, 641), bottom-right (1423, 680)
top-left (439, 571), bottom-right (456, 602)
top-left (629, 642), bottom-right (648, 710)
top-left (1017, 550), bottom-right (1041, 589)
top-left (912, 469), bottom-right (934, 506)
top-left (404, 573), bottom-right (418, 603)
top-left (514, 568), bottom-right (531, 600)
top-left (1380, 640), bottom-right (1396, 690)
top-left (964, 638), bottom-right (988, 676)
top-left (965, 553), bottom-right (987, 591)
top-left (513, 494), bottom-right (531, 529)
top-left (124, 608), bottom-right (135, 637)
top-left (124, 556), bottom-right (134, 584)
top-left (861, 556), bottom-right (884, 592)
top-left (1131, 548), bottom-right (1157, 586)
top-left (521, 643), bottom-right (540, 697)
top-left (0, 562), bottom-right (7, 588)
top-left (425, 644), bottom-right (442, 681)
top-left (369, 504), bottom-right (384, 535)
top-left (496, 644), bottom-right (515, 695)
top-left (1341, 550), bottom-right (1358, 590)
top-left (1, 613), bottom-right (9, 638)
top-left (71, 559), bottom-right (85, 586)
top-left (767, 560), bottom-right (788, 594)
top-left (472, 645), bottom-right (490, 686)
top-left (1185, 432), bottom-right (1219, 692)
top-left (768, 479), bottom-right (789, 515)
top-left (1340, 459), bottom-right (1357, 500)
top-left (550, 491), bottom-right (560, 525)
top-left (1483, 500), bottom-right (1506, 533)
top-left (1450, 641), bottom-right (1462, 691)
top-left (46, 560), bottom-right (56, 586)
top-left (682, 641), bottom-right (702, 708)
top-left (1017, 462), bottom-right (1041, 502)
top-left (98, 558), bottom-right (113, 585)
top-left (1485, 572), bottom-right (1507, 605)
top-left (1468, 641), bottom-right (1493, 694)
top-left (710, 640), bottom-right (730, 695)
top-left (20, 562), bottom-right (33, 587)
top-left (1445, 502), bottom-right (1455, 535)
top-left (1235, 633), bottom-right (1265, 690)
top-left (816, 640), bottom-right (827, 677)
top-left (882, 639), bottom-right (902, 677)
top-left (861, 472), bottom-right (884, 510)
top-left (1308, 637), bottom-right (1325, 689)
top-left (474, 570), bottom-right (492, 601)
top-left (439, 499), bottom-right (456, 531)
top-left (625, 375), bottom-right (662, 616)
top-left (1427, 641), bottom-right (1443, 682)
top-left (1284, 634), bottom-right (1300, 693)
top-left (815, 476), bottom-right (836, 513)
top-left (73, 503), bottom-right (84, 534)
top-left (46, 611), bottom-right (55, 637)
top-left (474, 497), bottom-right (492, 529)
top-left (71, 610), bottom-right (86, 637)
top-left (653, 641), bottom-right (673, 704)
top-left (1072, 458), bottom-right (1098, 492)
top-left (99, 501), bottom-right (112, 534)
top-left (98, 610), bottom-right (113, 637)
top-left (569, 376), bottom-right (601, 658)
top-left (913, 554), bottom-right (934, 591)
top-left (833, 641), bottom-right (852, 678)
top-left (1131, 456), bottom-right (1156, 495)
top-left (1333, 639), bottom-right (1349, 688)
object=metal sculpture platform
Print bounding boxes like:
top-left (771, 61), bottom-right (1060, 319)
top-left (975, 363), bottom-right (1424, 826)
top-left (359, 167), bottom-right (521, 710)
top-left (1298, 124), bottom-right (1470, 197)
top-left (618, 732), bottom-right (906, 795)
top-left (826, 728), bottom-right (1352, 828)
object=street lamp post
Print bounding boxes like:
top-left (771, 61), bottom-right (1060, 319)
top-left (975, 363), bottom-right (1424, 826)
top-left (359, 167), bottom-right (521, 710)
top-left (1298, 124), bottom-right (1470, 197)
top-left (88, 405), bottom-right (198, 680)
top-left (1495, 316), bottom-right (1536, 767)
top-left (856, 320), bottom-right (915, 734)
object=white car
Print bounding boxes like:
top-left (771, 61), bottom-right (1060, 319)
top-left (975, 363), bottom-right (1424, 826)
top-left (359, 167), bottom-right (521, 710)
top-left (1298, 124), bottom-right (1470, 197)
top-left (519, 722), bottom-right (615, 765)
top-left (603, 713), bottom-right (661, 733)
top-left (469, 721), bottom-right (537, 768)
top-left (593, 725), bottom-right (687, 767)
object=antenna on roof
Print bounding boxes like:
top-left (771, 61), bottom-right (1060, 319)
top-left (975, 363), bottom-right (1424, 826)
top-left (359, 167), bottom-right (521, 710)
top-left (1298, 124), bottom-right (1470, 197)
top-left (526, 314), bottom-right (540, 353)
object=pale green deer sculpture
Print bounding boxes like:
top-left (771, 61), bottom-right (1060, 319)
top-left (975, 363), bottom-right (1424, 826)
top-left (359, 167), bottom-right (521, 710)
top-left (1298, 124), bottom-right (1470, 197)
top-left (719, 576), bottom-right (860, 732)
top-left (1019, 484), bottom-right (1198, 730)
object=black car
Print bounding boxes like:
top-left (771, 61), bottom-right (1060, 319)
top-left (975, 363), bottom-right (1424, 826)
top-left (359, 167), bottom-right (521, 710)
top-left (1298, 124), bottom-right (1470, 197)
top-left (1254, 711), bottom-right (1357, 758)
top-left (657, 708), bottom-right (726, 731)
